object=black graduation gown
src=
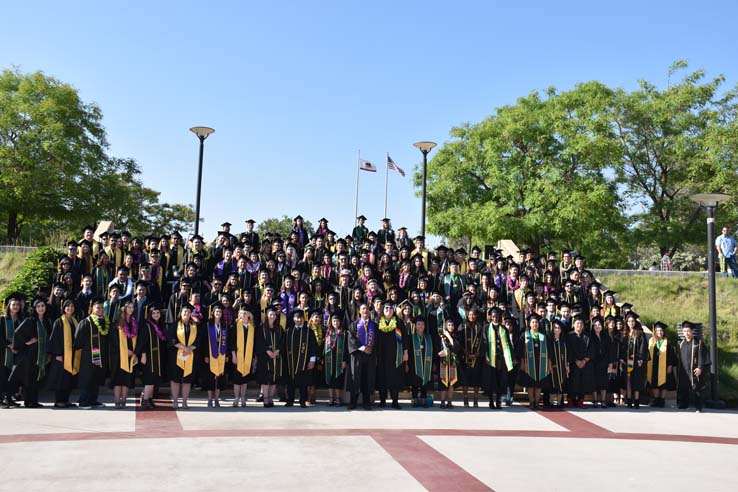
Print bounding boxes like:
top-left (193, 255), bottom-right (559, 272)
top-left (255, 325), bottom-right (285, 385)
top-left (407, 331), bottom-right (435, 391)
top-left (624, 333), bottom-right (649, 392)
top-left (566, 330), bottom-right (595, 395)
top-left (547, 336), bottom-right (568, 394)
top-left (606, 331), bottom-right (624, 391)
top-left (167, 322), bottom-right (200, 384)
top-left (516, 330), bottom-right (550, 389)
top-left (323, 330), bottom-right (349, 388)
top-left (458, 321), bottom-right (483, 387)
top-left (73, 316), bottom-right (109, 389)
top-left (0, 315), bottom-right (23, 393)
top-left (346, 318), bottom-right (377, 398)
top-left (481, 323), bottom-right (513, 396)
top-left (46, 317), bottom-right (78, 393)
top-left (647, 338), bottom-right (677, 391)
top-left (11, 317), bottom-right (51, 396)
top-left (282, 324), bottom-right (318, 386)
top-left (375, 317), bottom-right (409, 394)
top-left (677, 339), bottom-right (710, 392)
top-left (108, 326), bottom-right (137, 388)
top-left (136, 321), bottom-right (167, 385)
top-left (591, 332), bottom-right (610, 391)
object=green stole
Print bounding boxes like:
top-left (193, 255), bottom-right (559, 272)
top-left (525, 330), bottom-right (547, 381)
top-left (324, 331), bottom-right (345, 383)
top-left (4, 317), bottom-right (16, 369)
top-left (487, 323), bottom-right (513, 370)
top-left (36, 320), bottom-right (48, 380)
top-left (287, 327), bottom-right (308, 377)
top-left (412, 332), bottom-right (433, 385)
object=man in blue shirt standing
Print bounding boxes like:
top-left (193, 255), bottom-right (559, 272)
top-left (714, 226), bottom-right (738, 278)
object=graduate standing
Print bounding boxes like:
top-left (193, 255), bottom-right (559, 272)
top-left (647, 321), bottom-right (677, 408)
top-left (324, 313), bottom-right (349, 406)
top-left (516, 314), bottom-right (550, 410)
top-left (376, 302), bottom-right (409, 409)
top-left (547, 320), bottom-right (568, 408)
top-left (677, 321), bottom-right (710, 412)
top-left (0, 293), bottom-right (25, 408)
top-left (459, 308), bottom-right (483, 407)
top-left (283, 309), bottom-right (318, 408)
top-left (12, 298), bottom-right (52, 407)
top-left (623, 312), bottom-right (649, 408)
top-left (437, 319), bottom-right (460, 408)
top-left (256, 306), bottom-right (285, 408)
top-left (169, 303), bottom-right (199, 409)
top-left (347, 303), bottom-right (377, 410)
top-left (203, 303), bottom-right (229, 408)
top-left (109, 299), bottom-right (138, 408)
top-left (74, 298), bottom-right (110, 409)
top-left (47, 300), bottom-right (80, 408)
top-left (481, 307), bottom-right (514, 409)
top-left (137, 304), bottom-right (167, 409)
top-left (566, 315), bottom-right (595, 408)
top-left (407, 318), bottom-right (434, 407)
top-left (229, 305), bottom-right (256, 407)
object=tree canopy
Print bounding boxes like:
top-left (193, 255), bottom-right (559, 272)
top-left (257, 215), bottom-right (314, 240)
top-left (0, 68), bottom-right (194, 243)
top-left (418, 62), bottom-right (738, 267)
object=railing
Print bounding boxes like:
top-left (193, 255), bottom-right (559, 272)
top-left (0, 245), bottom-right (38, 254)
top-left (592, 268), bottom-right (707, 277)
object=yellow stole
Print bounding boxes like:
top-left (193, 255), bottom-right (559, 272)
top-left (647, 337), bottom-right (668, 387)
top-left (236, 318), bottom-right (255, 376)
top-left (62, 316), bottom-right (81, 375)
top-left (176, 322), bottom-right (197, 377)
top-left (208, 325), bottom-right (227, 377)
top-left (118, 326), bottom-right (138, 373)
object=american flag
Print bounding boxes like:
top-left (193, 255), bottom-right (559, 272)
top-left (387, 155), bottom-right (405, 177)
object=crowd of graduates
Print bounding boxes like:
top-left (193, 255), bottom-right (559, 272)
top-left (0, 216), bottom-right (711, 412)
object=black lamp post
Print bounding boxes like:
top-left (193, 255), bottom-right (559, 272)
top-left (413, 141), bottom-right (437, 237)
top-left (690, 191), bottom-right (731, 407)
top-left (189, 126), bottom-right (215, 237)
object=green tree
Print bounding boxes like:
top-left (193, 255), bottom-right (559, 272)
top-left (257, 215), bottom-right (314, 239)
top-left (417, 82), bottom-right (628, 266)
top-left (0, 68), bottom-right (195, 243)
top-left (602, 61), bottom-right (738, 254)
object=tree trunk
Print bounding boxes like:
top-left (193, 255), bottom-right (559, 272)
top-left (7, 210), bottom-right (18, 243)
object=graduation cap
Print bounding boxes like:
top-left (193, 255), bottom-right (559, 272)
top-left (293, 215), bottom-right (304, 221)
top-left (66, 240), bottom-right (78, 248)
top-left (210, 302), bottom-right (225, 312)
top-left (82, 224), bottom-right (95, 233)
top-left (414, 235), bottom-right (425, 241)
top-left (551, 319), bottom-right (565, 331)
top-left (160, 234), bottom-right (171, 241)
top-left (172, 231), bottom-right (183, 239)
top-left (653, 321), bottom-right (668, 331)
top-left (356, 215), bottom-right (367, 221)
top-left (604, 289), bottom-right (616, 297)
top-left (449, 260), bottom-right (460, 267)
top-left (99, 232), bottom-right (110, 239)
top-left (292, 309), bottom-right (305, 319)
top-left (217, 231), bottom-right (229, 238)
top-left (265, 304), bottom-right (279, 314)
top-left (318, 218), bottom-right (328, 223)
top-left (245, 219), bottom-right (256, 224)
top-left (91, 297), bottom-right (106, 306)
top-left (148, 303), bottom-right (162, 312)
top-left (221, 222), bottom-right (232, 227)
top-left (575, 254), bottom-right (585, 261)
top-left (572, 313), bottom-right (584, 323)
top-left (181, 303), bottom-right (195, 311)
top-left (398, 226), bottom-right (407, 231)
top-left (381, 217), bottom-right (391, 223)
top-left (621, 302), bottom-right (633, 310)
top-left (308, 308), bottom-right (322, 318)
top-left (121, 230), bottom-right (131, 238)
top-left (190, 234), bottom-right (204, 242)
top-left (110, 232), bottom-right (121, 239)
top-left (624, 311), bottom-right (639, 320)
top-left (604, 315), bottom-right (616, 323)
top-left (681, 320), bottom-right (695, 331)
top-left (488, 306), bottom-right (502, 315)
top-left (435, 245), bottom-right (448, 252)
top-left (455, 248), bottom-right (468, 256)
top-left (329, 311), bottom-right (345, 321)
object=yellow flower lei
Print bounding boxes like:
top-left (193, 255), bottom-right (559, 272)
top-left (379, 316), bottom-right (397, 333)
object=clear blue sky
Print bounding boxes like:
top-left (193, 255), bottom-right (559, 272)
top-left (3, 0), bottom-right (737, 245)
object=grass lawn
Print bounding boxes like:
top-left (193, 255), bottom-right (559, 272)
top-left (600, 274), bottom-right (738, 404)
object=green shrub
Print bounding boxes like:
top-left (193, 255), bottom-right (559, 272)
top-left (0, 246), bottom-right (62, 301)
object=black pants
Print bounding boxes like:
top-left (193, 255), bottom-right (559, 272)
top-left (0, 366), bottom-right (18, 400)
top-left (287, 372), bottom-right (309, 404)
top-left (678, 387), bottom-right (704, 410)
top-left (379, 388), bottom-right (399, 403)
top-left (411, 386), bottom-right (427, 400)
top-left (350, 353), bottom-right (376, 405)
top-left (55, 388), bottom-right (72, 404)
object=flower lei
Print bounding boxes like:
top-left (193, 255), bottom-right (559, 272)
top-left (378, 316), bottom-right (397, 333)
top-left (91, 314), bottom-right (111, 336)
top-left (120, 316), bottom-right (138, 338)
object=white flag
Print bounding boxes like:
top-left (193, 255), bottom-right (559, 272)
top-left (359, 159), bottom-right (377, 172)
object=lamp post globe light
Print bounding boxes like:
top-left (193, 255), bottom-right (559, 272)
top-left (413, 141), bottom-right (437, 238)
top-left (189, 126), bottom-right (215, 237)
top-left (689, 192), bottom-right (731, 407)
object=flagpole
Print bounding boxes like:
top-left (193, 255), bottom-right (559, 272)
top-left (384, 152), bottom-right (389, 218)
top-left (354, 149), bottom-right (360, 226)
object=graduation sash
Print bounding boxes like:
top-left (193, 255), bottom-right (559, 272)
top-left (208, 324), bottom-right (227, 377)
top-left (146, 321), bottom-right (162, 376)
top-left (176, 322), bottom-right (197, 377)
top-left (35, 320), bottom-right (48, 380)
top-left (487, 323), bottom-right (513, 371)
top-left (647, 337), bottom-right (668, 387)
top-left (551, 338), bottom-right (567, 391)
top-left (525, 330), bottom-right (548, 381)
top-left (118, 324), bottom-right (138, 373)
top-left (235, 319), bottom-right (255, 377)
top-left (412, 332), bottom-right (433, 385)
top-left (89, 316), bottom-right (109, 367)
top-left (61, 316), bottom-right (81, 376)
top-left (627, 336), bottom-right (637, 374)
top-left (324, 330), bottom-right (345, 382)
top-left (309, 321), bottom-right (324, 349)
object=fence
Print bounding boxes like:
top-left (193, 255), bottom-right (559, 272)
top-left (591, 268), bottom-right (707, 277)
top-left (0, 245), bottom-right (38, 254)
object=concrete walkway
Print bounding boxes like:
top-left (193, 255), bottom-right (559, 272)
top-left (1, 394), bottom-right (736, 492)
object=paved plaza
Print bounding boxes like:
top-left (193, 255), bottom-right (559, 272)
top-left (0, 394), bottom-right (736, 492)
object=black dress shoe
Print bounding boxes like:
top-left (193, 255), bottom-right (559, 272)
top-left (391, 402), bottom-right (401, 409)
top-left (440, 402), bottom-right (447, 409)
top-left (285, 401), bottom-right (294, 407)
top-left (347, 402), bottom-right (357, 410)
top-left (300, 401), bottom-right (307, 408)
top-left (362, 403), bottom-right (372, 410)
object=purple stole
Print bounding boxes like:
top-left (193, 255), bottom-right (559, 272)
top-left (357, 318), bottom-right (376, 349)
top-left (208, 325), bottom-right (228, 359)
